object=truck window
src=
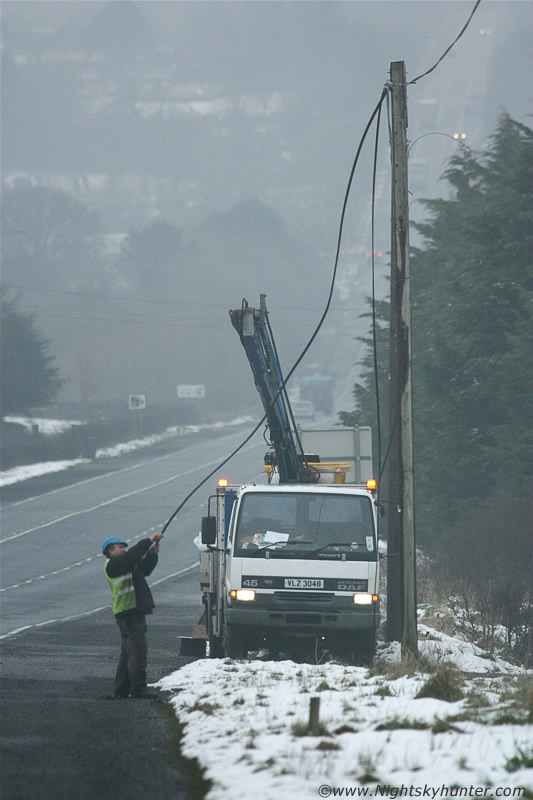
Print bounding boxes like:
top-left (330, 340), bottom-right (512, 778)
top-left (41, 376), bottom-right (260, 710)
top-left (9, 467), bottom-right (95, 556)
top-left (234, 492), bottom-right (375, 559)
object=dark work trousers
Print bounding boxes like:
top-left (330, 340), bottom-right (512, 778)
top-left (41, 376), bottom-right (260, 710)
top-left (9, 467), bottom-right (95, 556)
top-left (114, 613), bottom-right (148, 697)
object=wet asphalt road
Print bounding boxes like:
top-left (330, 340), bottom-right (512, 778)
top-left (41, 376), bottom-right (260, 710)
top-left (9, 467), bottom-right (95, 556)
top-left (0, 428), bottom-right (267, 800)
top-left (0, 571), bottom-right (204, 800)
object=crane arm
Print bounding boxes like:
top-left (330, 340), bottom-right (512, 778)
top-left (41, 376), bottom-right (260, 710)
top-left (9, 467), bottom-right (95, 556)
top-left (229, 295), bottom-right (314, 483)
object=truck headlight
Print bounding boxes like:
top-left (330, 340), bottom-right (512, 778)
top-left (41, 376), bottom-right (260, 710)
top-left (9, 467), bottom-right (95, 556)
top-left (353, 593), bottom-right (378, 605)
top-left (231, 589), bottom-right (256, 602)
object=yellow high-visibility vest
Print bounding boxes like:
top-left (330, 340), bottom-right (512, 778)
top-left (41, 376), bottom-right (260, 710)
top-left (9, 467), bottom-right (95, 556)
top-left (105, 560), bottom-right (137, 615)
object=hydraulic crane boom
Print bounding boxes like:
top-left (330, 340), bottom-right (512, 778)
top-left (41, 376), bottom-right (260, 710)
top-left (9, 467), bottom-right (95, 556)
top-left (229, 295), bottom-right (314, 483)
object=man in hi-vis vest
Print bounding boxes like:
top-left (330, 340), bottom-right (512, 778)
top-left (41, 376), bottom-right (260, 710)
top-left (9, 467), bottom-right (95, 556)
top-left (103, 532), bottom-right (163, 699)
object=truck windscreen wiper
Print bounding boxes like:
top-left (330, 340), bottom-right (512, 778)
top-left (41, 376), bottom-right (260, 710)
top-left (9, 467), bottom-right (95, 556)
top-left (285, 540), bottom-right (313, 547)
top-left (246, 540), bottom-right (314, 556)
top-left (246, 541), bottom-right (286, 556)
top-left (305, 542), bottom-right (355, 556)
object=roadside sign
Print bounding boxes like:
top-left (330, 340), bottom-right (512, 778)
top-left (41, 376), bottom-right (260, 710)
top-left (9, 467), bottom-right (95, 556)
top-left (177, 385), bottom-right (205, 399)
top-left (129, 394), bottom-right (146, 410)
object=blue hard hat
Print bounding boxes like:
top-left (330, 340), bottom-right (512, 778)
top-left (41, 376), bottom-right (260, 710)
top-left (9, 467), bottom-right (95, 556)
top-left (102, 536), bottom-right (128, 555)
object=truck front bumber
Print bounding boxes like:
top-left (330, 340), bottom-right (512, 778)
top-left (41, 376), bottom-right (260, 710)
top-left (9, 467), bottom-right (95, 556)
top-left (226, 591), bottom-right (379, 634)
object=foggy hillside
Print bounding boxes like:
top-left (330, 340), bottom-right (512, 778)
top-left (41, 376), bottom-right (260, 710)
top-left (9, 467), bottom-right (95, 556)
top-left (1, 1), bottom-right (531, 414)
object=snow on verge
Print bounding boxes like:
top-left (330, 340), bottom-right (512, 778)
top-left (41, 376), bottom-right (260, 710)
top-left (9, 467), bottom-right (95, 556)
top-left (157, 638), bottom-right (532, 800)
top-left (0, 459), bottom-right (90, 487)
top-left (3, 416), bottom-right (83, 435)
top-left (0, 416), bottom-right (253, 487)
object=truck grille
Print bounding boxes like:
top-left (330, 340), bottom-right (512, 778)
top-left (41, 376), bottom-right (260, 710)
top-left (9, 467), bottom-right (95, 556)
top-left (286, 613), bottom-right (322, 625)
top-left (274, 592), bottom-right (333, 603)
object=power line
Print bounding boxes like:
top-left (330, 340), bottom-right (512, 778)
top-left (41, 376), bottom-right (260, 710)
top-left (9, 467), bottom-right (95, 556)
top-left (14, 300), bottom-right (353, 330)
top-left (408, 0), bottom-right (482, 85)
top-left (13, 306), bottom-right (233, 332)
top-left (370, 96), bottom-right (384, 494)
top-left (161, 88), bottom-right (390, 535)
top-left (2, 282), bottom-right (333, 315)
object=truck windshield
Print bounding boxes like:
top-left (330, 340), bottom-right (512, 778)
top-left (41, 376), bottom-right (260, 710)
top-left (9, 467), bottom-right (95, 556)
top-left (234, 492), bottom-right (376, 560)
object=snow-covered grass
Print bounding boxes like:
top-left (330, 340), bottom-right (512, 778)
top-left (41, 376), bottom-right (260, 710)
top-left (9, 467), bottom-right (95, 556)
top-left (95, 416), bottom-right (252, 458)
top-left (94, 424), bottom-right (198, 458)
top-left (157, 630), bottom-right (532, 799)
top-left (3, 415), bottom-right (83, 435)
top-left (0, 415), bottom-right (253, 487)
top-left (0, 458), bottom-right (91, 487)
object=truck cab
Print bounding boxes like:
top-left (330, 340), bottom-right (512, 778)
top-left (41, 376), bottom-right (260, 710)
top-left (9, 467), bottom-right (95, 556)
top-left (201, 480), bottom-right (379, 661)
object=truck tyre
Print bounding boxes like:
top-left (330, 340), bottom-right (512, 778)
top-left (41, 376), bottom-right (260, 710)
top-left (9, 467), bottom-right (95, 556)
top-left (208, 636), bottom-right (224, 658)
top-left (224, 625), bottom-right (247, 659)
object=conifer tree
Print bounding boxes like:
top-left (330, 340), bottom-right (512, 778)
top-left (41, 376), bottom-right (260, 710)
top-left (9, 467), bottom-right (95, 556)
top-left (412, 114), bottom-right (532, 538)
top-left (0, 294), bottom-right (63, 417)
top-left (342, 114), bottom-right (532, 543)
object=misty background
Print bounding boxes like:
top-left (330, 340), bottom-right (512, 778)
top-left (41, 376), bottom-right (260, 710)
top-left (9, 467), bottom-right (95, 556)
top-left (1, 0), bottom-right (531, 421)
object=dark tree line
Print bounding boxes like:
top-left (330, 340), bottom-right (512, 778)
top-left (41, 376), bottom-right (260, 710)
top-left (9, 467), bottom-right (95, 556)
top-left (344, 114), bottom-right (532, 538)
top-left (412, 114), bottom-right (532, 538)
top-left (0, 293), bottom-right (63, 417)
top-left (1, 186), bottom-right (104, 292)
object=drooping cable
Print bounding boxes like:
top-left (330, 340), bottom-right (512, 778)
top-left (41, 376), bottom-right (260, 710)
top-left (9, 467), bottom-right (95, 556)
top-left (378, 90), bottom-right (396, 486)
top-left (408, 0), bottom-right (482, 85)
top-left (377, 87), bottom-right (398, 484)
top-left (160, 87), bottom-right (389, 535)
top-left (370, 97), bottom-right (384, 493)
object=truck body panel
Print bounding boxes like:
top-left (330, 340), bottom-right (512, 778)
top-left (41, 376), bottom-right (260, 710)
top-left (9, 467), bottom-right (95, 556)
top-left (300, 427), bottom-right (373, 483)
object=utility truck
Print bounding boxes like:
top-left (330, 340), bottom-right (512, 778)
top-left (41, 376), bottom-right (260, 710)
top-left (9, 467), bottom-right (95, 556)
top-left (194, 296), bottom-right (380, 661)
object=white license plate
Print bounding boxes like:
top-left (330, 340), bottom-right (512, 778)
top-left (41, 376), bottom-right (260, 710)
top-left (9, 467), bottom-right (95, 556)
top-left (284, 578), bottom-right (324, 589)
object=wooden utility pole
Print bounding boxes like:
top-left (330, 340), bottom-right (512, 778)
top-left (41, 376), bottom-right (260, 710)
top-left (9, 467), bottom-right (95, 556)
top-left (386, 61), bottom-right (417, 656)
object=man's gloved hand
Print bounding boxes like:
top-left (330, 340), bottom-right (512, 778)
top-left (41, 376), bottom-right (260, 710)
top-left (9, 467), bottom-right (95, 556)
top-left (150, 531), bottom-right (163, 552)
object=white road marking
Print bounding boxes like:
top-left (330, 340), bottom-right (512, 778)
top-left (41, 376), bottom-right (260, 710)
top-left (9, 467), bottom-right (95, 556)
top-left (1, 432), bottom-right (260, 511)
top-left (0, 523), bottom-right (163, 592)
top-left (151, 561), bottom-right (199, 586)
top-left (0, 446), bottom-right (185, 509)
top-left (0, 563), bottom-right (198, 640)
top-left (1, 447), bottom-right (260, 543)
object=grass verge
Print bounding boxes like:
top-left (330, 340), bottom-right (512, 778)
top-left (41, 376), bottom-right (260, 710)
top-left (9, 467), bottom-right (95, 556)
top-left (159, 701), bottom-right (213, 800)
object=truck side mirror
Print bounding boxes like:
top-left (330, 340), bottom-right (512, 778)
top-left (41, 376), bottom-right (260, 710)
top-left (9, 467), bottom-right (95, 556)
top-left (201, 516), bottom-right (217, 546)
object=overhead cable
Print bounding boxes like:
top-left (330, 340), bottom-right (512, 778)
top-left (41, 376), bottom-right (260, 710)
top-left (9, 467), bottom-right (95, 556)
top-left (160, 87), bottom-right (390, 535)
top-left (408, 0), bottom-right (482, 85)
top-left (370, 97), bottom-right (384, 493)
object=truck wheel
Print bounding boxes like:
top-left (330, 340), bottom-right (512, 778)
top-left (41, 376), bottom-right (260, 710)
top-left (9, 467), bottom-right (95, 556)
top-left (224, 625), bottom-right (247, 659)
top-left (208, 636), bottom-right (224, 658)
